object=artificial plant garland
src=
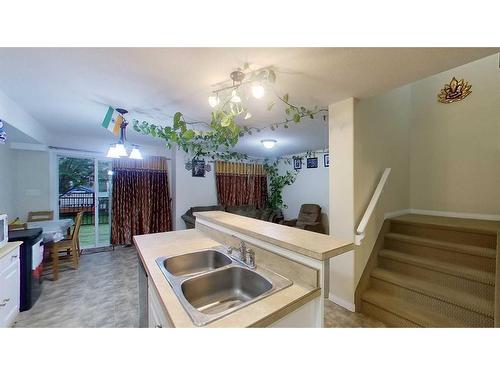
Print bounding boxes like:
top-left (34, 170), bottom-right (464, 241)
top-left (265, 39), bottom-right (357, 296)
top-left (132, 66), bottom-right (327, 160)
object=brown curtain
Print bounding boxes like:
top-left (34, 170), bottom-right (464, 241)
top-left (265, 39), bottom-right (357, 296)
top-left (215, 161), bottom-right (267, 209)
top-left (111, 156), bottom-right (172, 245)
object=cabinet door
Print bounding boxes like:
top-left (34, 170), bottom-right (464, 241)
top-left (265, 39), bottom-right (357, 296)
top-left (148, 298), bottom-right (163, 328)
top-left (147, 283), bottom-right (173, 328)
top-left (0, 258), bottom-right (20, 327)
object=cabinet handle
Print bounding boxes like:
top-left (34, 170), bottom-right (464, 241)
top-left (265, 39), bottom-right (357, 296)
top-left (3, 298), bottom-right (10, 302)
top-left (0, 303), bottom-right (6, 307)
top-left (155, 324), bottom-right (162, 328)
top-left (11, 254), bottom-right (18, 259)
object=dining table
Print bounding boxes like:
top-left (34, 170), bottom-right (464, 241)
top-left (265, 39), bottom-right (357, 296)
top-left (26, 219), bottom-right (74, 244)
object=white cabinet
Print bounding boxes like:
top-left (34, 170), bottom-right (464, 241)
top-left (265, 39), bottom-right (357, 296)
top-left (0, 244), bottom-right (20, 328)
top-left (148, 283), bottom-right (173, 328)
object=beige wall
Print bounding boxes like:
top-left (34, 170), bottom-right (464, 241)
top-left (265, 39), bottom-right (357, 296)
top-left (0, 142), bottom-right (17, 219)
top-left (409, 54), bottom-right (500, 215)
top-left (329, 89), bottom-right (412, 307)
top-left (353, 85), bottom-right (412, 286)
top-left (329, 98), bottom-right (356, 308)
top-left (14, 150), bottom-right (51, 221)
top-left (0, 147), bottom-right (50, 221)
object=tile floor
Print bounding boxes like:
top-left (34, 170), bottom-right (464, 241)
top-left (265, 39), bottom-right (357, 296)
top-left (14, 246), bottom-right (384, 328)
top-left (324, 299), bottom-right (385, 328)
top-left (14, 246), bottom-right (139, 328)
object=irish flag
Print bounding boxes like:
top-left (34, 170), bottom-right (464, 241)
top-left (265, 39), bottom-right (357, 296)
top-left (101, 106), bottom-right (124, 135)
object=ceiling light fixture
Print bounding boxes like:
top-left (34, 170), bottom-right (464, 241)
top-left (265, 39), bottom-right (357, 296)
top-left (230, 89), bottom-right (241, 103)
top-left (129, 145), bottom-right (143, 160)
top-left (105, 108), bottom-right (144, 159)
top-left (261, 139), bottom-right (277, 149)
top-left (208, 94), bottom-right (219, 108)
top-left (251, 83), bottom-right (265, 99)
top-left (114, 142), bottom-right (128, 157)
top-left (106, 144), bottom-right (120, 158)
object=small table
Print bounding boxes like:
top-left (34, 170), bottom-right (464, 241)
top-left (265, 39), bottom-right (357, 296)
top-left (27, 219), bottom-right (74, 244)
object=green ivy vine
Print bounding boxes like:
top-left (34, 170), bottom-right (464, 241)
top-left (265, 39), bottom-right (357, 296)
top-left (264, 160), bottom-right (298, 210)
top-left (133, 111), bottom-right (247, 160)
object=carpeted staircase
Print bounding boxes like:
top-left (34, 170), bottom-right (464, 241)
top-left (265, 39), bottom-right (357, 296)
top-left (360, 214), bottom-right (499, 327)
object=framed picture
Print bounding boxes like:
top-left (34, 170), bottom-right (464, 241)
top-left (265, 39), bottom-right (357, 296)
top-left (192, 159), bottom-right (206, 177)
top-left (293, 158), bottom-right (302, 170)
top-left (324, 153), bottom-right (329, 167)
top-left (306, 157), bottom-right (318, 169)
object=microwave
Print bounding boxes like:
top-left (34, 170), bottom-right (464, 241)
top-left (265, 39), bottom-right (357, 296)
top-left (0, 214), bottom-right (7, 248)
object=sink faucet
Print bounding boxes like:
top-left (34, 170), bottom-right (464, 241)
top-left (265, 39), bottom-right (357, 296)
top-left (238, 240), bottom-right (247, 261)
top-left (229, 236), bottom-right (256, 268)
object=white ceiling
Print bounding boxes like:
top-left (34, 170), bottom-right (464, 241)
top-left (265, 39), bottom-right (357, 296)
top-left (0, 48), bottom-right (497, 156)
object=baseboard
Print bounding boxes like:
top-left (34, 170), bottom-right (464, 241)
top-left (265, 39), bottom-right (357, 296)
top-left (409, 209), bottom-right (500, 222)
top-left (384, 209), bottom-right (411, 220)
top-left (328, 293), bottom-right (356, 312)
top-left (384, 208), bottom-right (500, 222)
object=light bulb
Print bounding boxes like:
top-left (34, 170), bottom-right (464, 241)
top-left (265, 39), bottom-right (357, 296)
top-left (129, 146), bottom-right (143, 160)
top-left (230, 90), bottom-right (241, 103)
top-left (251, 84), bottom-right (265, 99)
top-left (244, 112), bottom-right (252, 120)
top-left (208, 95), bottom-right (219, 108)
top-left (106, 145), bottom-right (120, 158)
top-left (261, 139), bottom-right (277, 149)
top-left (114, 143), bottom-right (128, 157)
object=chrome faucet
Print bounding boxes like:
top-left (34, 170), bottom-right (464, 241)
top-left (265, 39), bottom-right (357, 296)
top-left (228, 236), bottom-right (256, 269)
top-left (238, 240), bottom-right (247, 261)
top-left (247, 248), bottom-right (256, 268)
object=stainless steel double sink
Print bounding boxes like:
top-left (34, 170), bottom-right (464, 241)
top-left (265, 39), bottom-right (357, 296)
top-left (156, 246), bottom-right (292, 326)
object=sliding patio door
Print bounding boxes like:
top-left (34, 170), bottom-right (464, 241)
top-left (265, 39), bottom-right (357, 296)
top-left (57, 155), bottom-right (112, 249)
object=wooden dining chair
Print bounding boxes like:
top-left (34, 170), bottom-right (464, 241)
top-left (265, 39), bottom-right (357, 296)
top-left (28, 210), bottom-right (54, 222)
top-left (45, 212), bottom-right (83, 280)
top-left (8, 217), bottom-right (27, 231)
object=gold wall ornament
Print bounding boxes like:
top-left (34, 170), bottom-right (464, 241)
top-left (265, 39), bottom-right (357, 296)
top-left (438, 77), bottom-right (472, 103)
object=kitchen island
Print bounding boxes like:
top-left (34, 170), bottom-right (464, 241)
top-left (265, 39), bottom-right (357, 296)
top-left (134, 211), bottom-right (352, 328)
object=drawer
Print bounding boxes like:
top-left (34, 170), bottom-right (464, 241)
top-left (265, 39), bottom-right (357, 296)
top-left (0, 246), bottom-right (20, 274)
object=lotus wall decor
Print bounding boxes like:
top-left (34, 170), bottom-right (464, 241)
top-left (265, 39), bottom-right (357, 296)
top-left (437, 77), bottom-right (472, 104)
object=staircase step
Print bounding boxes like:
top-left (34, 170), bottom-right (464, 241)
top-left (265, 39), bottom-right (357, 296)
top-left (379, 249), bottom-right (495, 286)
top-left (362, 289), bottom-right (467, 327)
top-left (385, 233), bottom-right (496, 259)
top-left (390, 215), bottom-right (498, 249)
top-left (385, 232), bottom-right (496, 272)
top-left (371, 268), bottom-right (495, 319)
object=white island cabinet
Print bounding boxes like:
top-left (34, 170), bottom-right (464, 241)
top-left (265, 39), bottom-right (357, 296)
top-left (148, 283), bottom-right (173, 328)
top-left (0, 242), bottom-right (22, 327)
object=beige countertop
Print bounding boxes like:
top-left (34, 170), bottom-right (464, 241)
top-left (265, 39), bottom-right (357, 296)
top-left (195, 211), bottom-right (353, 260)
top-left (134, 229), bottom-right (320, 328)
top-left (0, 241), bottom-right (23, 259)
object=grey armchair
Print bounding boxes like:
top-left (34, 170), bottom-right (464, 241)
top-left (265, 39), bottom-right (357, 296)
top-left (282, 204), bottom-right (324, 233)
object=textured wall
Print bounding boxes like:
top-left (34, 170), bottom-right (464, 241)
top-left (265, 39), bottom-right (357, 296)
top-left (409, 54), bottom-right (500, 215)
